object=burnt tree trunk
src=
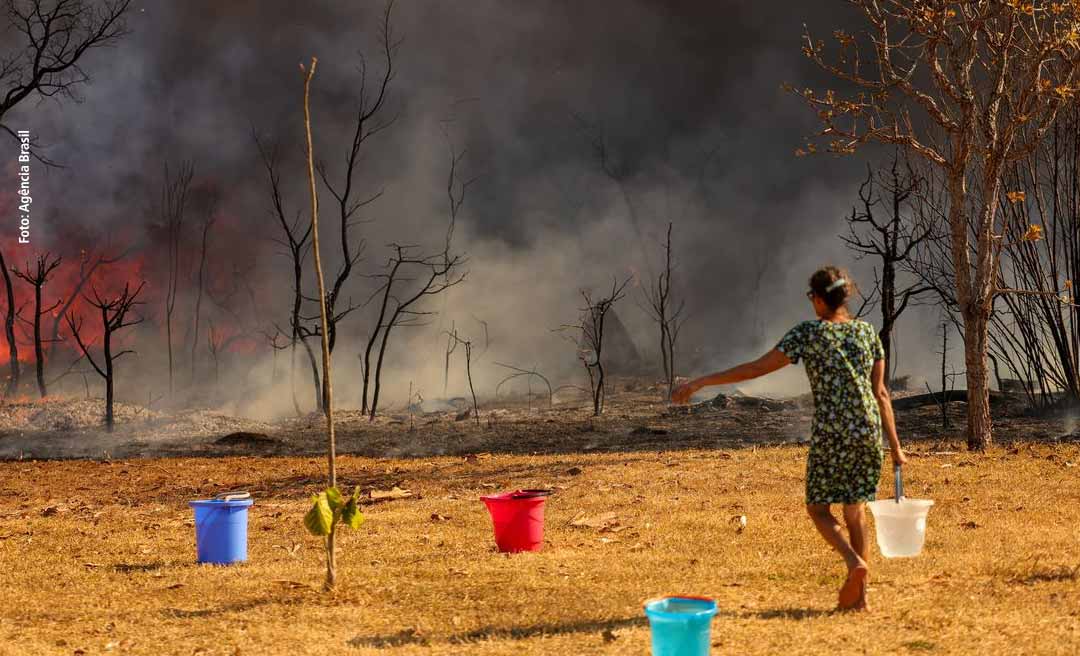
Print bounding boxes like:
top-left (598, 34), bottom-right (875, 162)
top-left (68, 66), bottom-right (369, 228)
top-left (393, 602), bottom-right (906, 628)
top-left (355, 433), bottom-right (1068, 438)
top-left (0, 250), bottom-right (18, 398)
top-left (102, 309), bottom-right (115, 430)
top-left (191, 215), bottom-right (213, 384)
top-left (32, 282), bottom-right (44, 397)
top-left (66, 282), bottom-right (145, 434)
top-left (880, 256), bottom-right (896, 381)
top-left (300, 336), bottom-right (322, 412)
top-left (14, 254), bottom-right (62, 399)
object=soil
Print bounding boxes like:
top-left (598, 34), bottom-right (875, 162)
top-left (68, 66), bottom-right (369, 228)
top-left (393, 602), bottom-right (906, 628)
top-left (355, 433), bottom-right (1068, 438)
top-left (0, 379), bottom-right (1073, 460)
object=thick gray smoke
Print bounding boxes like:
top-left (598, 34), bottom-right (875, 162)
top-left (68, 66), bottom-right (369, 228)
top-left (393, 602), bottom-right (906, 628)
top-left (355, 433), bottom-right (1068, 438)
top-left (2, 1), bottom-right (951, 417)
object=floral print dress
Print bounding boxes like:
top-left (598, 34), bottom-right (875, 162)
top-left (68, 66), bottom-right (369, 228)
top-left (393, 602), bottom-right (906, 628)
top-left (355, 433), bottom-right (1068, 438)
top-left (776, 319), bottom-right (885, 505)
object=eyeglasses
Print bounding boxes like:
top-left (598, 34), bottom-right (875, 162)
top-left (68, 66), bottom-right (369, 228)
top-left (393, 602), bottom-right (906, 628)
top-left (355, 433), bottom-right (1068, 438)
top-left (806, 290), bottom-right (815, 300)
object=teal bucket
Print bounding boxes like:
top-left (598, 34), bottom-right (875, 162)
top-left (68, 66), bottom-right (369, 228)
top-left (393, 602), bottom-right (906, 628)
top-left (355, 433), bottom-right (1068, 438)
top-left (644, 596), bottom-right (718, 656)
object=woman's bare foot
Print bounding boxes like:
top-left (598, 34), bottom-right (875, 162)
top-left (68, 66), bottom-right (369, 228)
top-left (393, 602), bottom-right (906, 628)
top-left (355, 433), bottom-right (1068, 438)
top-left (855, 579), bottom-right (869, 611)
top-left (838, 560), bottom-right (868, 610)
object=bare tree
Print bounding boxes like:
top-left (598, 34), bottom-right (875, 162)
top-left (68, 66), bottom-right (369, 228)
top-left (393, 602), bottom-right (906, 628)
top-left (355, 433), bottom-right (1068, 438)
top-left (255, 134), bottom-right (315, 415)
top-left (980, 108), bottom-right (1080, 408)
top-left (841, 154), bottom-right (935, 380)
top-left (562, 277), bottom-right (632, 416)
top-left (642, 222), bottom-right (687, 398)
top-left (361, 137), bottom-right (470, 418)
top-left (190, 190), bottom-right (218, 384)
top-left (13, 253), bottom-right (61, 397)
top-left (443, 319), bottom-right (457, 397)
top-left (206, 320), bottom-right (222, 384)
top-left (303, 0), bottom-right (398, 413)
top-left (795, 3), bottom-right (1080, 450)
top-left (46, 237), bottom-right (131, 358)
top-left (926, 320), bottom-right (961, 430)
top-left (0, 0), bottom-right (131, 161)
top-left (65, 282), bottom-right (145, 432)
top-left (0, 249), bottom-right (20, 398)
top-left (445, 329), bottom-right (479, 426)
top-left (362, 244), bottom-right (466, 419)
top-left (160, 160), bottom-right (193, 397)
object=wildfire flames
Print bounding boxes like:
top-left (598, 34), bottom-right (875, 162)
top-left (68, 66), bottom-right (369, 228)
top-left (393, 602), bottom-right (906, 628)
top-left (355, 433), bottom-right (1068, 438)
top-left (0, 206), bottom-right (265, 371)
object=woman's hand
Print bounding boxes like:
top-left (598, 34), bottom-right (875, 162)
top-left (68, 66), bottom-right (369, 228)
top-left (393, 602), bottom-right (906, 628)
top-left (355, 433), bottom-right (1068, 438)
top-left (670, 382), bottom-right (697, 405)
top-left (891, 448), bottom-right (908, 467)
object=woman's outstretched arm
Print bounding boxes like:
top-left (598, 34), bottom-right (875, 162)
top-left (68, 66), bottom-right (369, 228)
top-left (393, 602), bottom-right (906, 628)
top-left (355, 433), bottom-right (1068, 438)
top-left (871, 359), bottom-right (907, 466)
top-left (671, 348), bottom-right (791, 404)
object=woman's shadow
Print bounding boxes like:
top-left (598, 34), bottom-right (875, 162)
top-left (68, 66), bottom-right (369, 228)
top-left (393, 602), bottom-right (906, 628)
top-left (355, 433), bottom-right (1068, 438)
top-left (749, 607), bottom-right (834, 620)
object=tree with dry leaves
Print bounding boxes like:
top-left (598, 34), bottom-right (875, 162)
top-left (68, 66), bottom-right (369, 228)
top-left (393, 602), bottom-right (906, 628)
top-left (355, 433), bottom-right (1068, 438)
top-left (794, 1), bottom-right (1080, 449)
top-left (911, 106), bottom-right (1080, 408)
top-left (65, 282), bottom-right (145, 432)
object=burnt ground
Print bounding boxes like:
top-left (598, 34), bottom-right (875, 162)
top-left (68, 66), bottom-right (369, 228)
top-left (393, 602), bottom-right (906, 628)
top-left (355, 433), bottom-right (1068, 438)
top-left (0, 379), bottom-right (1077, 461)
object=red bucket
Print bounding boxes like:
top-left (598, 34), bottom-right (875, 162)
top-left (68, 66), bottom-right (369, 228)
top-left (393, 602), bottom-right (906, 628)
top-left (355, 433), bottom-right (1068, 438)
top-left (481, 489), bottom-right (550, 553)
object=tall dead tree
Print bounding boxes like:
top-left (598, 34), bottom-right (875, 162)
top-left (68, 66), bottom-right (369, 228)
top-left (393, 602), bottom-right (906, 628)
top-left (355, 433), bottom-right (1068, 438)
top-left (642, 222), bottom-right (686, 398)
top-left (190, 191), bottom-right (218, 384)
top-left (303, 0), bottom-right (398, 414)
top-left (361, 136), bottom-right (470, 418)
top-left (13, 253), bottom-right (61, 398)
top-left (161, 161), bottom-right (193, 397)
top-left (362, 244), bottom-right (466, 419)
top-left (66, 282), bottom-right (145, 432)
top-left (796, 2), bottom-right (1080, 450)
top-left (0, 0), bottom-right (131, 160)
top-left (562, 277), bottom-right (632, 416)
top-left (841, 155), bottom-right (935, 380)
top-left (0, 250), bottom-right (19, 398)
top-left (255, 134), bottom-right (315, 415)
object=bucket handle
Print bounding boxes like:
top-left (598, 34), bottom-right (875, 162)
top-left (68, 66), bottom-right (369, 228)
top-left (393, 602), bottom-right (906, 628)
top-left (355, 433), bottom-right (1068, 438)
top-left (894, 463), bottom-right (903, 503)
top-left (214, 490), bottom-right (251, 502)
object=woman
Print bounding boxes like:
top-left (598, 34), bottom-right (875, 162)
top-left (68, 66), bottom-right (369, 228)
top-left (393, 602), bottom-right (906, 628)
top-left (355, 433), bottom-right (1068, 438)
top-left (672, 266), bottom-right (907, 611)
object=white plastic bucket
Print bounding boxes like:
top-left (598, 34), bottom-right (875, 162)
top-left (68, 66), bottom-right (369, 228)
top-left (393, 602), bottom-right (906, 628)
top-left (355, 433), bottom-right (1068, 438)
top-left (867, 498), bottom-right (934, 558)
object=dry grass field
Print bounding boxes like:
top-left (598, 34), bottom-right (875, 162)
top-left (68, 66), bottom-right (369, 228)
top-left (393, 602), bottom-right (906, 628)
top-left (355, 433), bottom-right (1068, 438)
top-left (2, 438), bottom-right (1079, 655)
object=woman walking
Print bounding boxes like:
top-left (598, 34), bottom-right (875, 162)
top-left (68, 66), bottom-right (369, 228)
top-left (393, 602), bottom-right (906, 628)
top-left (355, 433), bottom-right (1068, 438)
top-left (672, 266), bottom-right (907, 611)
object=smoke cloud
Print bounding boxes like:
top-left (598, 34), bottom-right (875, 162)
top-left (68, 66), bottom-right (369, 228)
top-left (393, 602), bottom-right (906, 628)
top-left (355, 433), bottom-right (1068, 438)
top-left (1, 1), bottom-right (952, 417)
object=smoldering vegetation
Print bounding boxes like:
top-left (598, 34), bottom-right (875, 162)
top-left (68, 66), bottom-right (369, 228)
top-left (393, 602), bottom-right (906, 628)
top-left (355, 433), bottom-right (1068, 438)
top-left (0, 1), bottom-right (955, 428)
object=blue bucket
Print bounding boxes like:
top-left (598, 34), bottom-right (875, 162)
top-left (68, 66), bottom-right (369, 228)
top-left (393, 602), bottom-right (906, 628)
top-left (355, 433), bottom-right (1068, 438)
top-left (644, 596), bottom-right (718, 656)
top-left (189, 497), bottom-right (253, 565)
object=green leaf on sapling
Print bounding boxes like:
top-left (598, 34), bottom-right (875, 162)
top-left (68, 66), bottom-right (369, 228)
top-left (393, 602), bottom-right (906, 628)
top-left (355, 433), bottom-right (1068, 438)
top-left (303, 493), bottom-right (333, 536)
top-left (341, 496), bottom-right (364, 530)
top-left (325, 486), bottom-right (346, 513)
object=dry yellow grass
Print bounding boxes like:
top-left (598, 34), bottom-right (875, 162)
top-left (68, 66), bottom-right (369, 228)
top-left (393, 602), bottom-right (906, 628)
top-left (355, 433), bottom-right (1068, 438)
top-left (2, 443), bottom-right (1079, 655)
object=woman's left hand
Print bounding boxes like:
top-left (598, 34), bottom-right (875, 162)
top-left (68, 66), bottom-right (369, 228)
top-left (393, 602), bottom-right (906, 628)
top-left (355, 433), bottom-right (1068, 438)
top-left (671, 383), bottom-right (696, 405)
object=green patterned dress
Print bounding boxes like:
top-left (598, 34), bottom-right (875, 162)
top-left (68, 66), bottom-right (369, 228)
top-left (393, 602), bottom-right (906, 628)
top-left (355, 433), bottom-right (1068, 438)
top-left (776, 320), bottom-right (885, 505)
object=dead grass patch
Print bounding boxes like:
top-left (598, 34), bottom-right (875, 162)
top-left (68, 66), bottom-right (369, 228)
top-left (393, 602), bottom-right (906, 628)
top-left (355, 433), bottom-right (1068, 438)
top-left (2, 443), bottom-right (1079, 655)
